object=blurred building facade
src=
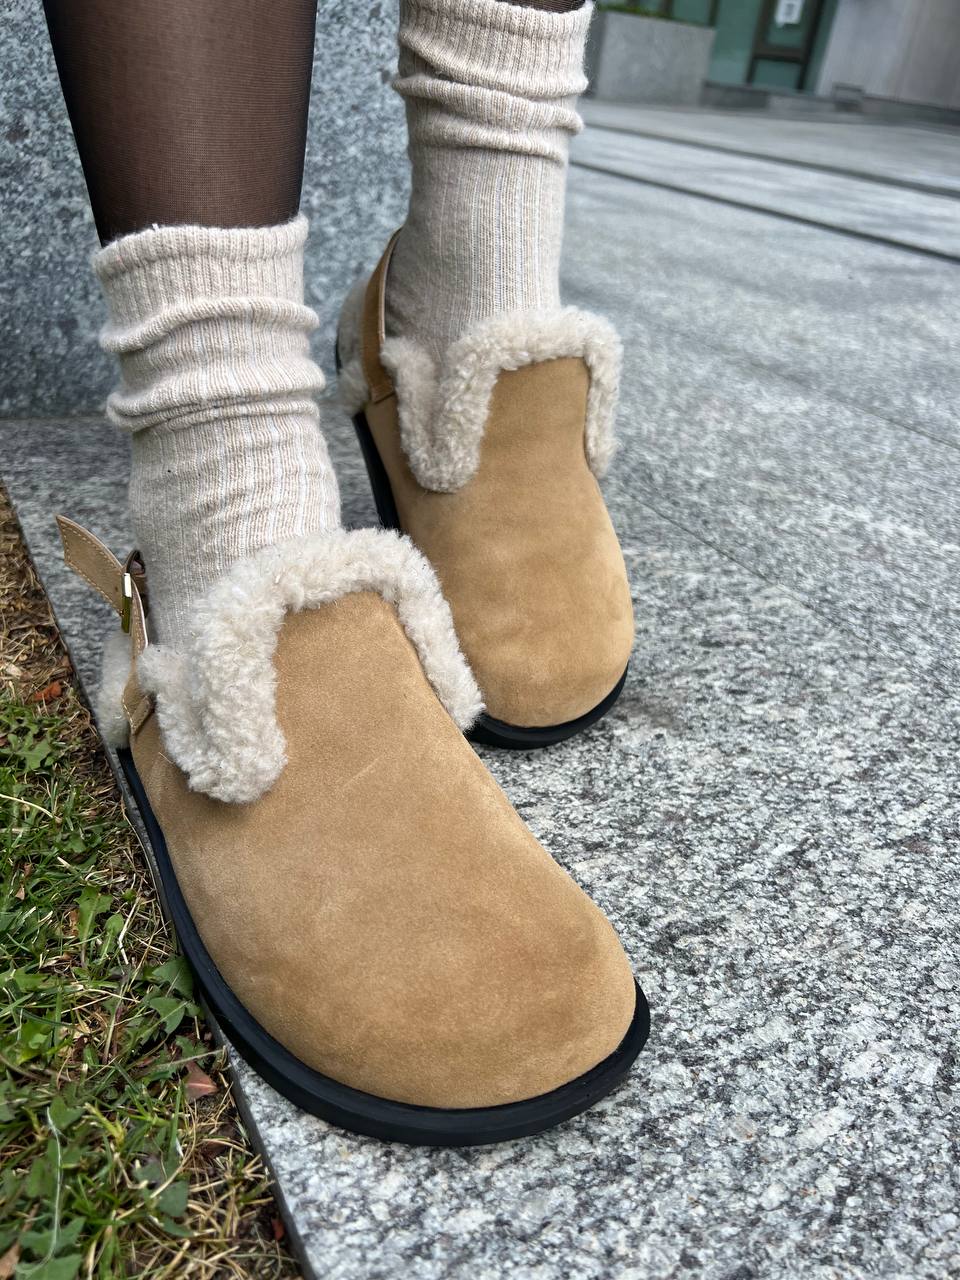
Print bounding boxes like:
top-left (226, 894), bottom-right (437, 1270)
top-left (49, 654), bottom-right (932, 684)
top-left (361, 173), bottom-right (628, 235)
top-left (815, 0), bottom-right (960, 111)
top-left (647, 0), bottom-right (960, 113)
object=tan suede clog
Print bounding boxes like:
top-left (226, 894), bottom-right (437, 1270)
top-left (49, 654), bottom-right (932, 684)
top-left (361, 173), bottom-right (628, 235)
top-left (337, 234), bottom-right (635, 748)
top-left (58, 515), bottom-right (648, 1144)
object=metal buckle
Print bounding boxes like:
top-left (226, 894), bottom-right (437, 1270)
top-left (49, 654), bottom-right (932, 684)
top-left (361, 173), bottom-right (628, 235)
top-left (120, 549), bottom-right (143, 635)
top-left (120, 571), bottom-right (133, 634)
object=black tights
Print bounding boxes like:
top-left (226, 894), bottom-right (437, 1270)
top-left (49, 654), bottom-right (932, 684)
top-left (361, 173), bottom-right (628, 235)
top-left (43, 0), bottom-right (318, 243)
top-left (43, 0), bottom-right (584, 247)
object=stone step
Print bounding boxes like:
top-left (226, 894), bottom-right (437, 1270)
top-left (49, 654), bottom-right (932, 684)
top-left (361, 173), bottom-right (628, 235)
top-left (3, 393), bottom-right (955, 1277)
top-left (582, 101), bottom-right (960, 199)
top-left (3, 93), bottom-right (958, 1280)
top-left (572, 125), bottom-right (960, 260)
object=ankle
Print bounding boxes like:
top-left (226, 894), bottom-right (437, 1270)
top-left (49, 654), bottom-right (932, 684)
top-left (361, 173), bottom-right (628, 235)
top-left (384, 0), bottom-right (590, 356)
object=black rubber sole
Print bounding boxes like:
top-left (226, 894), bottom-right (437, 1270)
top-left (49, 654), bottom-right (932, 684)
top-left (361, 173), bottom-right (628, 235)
top-left (469, 666), bottom-right (630, 749)
top-left (347, 400), bottom-right (630, 750)
top-left (118, 747), bottom-right (650, 1146)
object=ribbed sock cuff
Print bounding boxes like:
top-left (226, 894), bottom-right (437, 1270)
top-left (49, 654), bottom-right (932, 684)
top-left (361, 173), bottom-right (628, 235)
top-left (93, 215), bottom-right (315, 352)
top-left (395, 0), bottom-right (592, 162)
top-left (397, 0), bottom-right (593, 99)
top-left (93, 216), bottom-right (323, 436)
top-left (93, 216), bottom-right (339, 643)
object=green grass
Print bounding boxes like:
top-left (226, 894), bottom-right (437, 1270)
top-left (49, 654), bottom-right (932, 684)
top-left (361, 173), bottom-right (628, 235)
top-left (0, 491), bottom-right (297, 1279)
top-left (3, 699), bottom-right (208, 1276)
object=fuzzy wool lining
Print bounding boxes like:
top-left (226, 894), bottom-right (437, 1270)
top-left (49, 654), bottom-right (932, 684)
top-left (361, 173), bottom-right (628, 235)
top-left (99, 528), bottom-right (482, 804)
top-left (339, 306), bottom-right (621, 493)
top-left (97, 628), bottom-right (134, 749)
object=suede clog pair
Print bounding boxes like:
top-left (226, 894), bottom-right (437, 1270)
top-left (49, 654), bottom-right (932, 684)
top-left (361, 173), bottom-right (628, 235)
top-left (59, 236), bottom-right (642, 1146)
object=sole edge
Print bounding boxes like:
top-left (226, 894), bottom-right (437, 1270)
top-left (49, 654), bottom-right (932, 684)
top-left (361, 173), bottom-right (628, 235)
top-left (468, 666), bottom-right (630, 750)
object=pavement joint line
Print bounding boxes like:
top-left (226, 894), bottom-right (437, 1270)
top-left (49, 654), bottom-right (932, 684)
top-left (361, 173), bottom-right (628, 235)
top-left (557, 290), bottom-right (960, 457)
top-left (8, 343), bottom-right (960, 461)
top-left (569, 158), bottom-right (960, 266)
top-left (9, 396), bottom-right (960, 634)
top-left (8, 435), bottom-right (949, 720)
top-left (663, 343), bottom-right (960, 457)
top-left (583, 121), bottom-right (960, 203)
top-left (629, 452), bottom-right (960, 622)
top-left (719, 362), bottom-right (960, 456)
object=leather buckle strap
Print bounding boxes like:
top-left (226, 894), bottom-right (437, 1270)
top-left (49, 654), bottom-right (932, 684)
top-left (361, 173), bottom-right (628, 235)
top-left (56, 516), bottom-right (149, 631)
top-left (56, 515), bottom-right (153, 735)
top-left (56, 516), bottom-right (149, 661)
top-left (360, 229), bottom-right (402, 405)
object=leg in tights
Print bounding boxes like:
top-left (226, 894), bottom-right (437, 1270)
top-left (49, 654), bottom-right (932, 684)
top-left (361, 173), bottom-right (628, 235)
top-left (42, 0), bottom-right (338, 646)
top-left (43, 0), bottom-right (317, 242)
top-left (42, 0), bottom-right (588, 640)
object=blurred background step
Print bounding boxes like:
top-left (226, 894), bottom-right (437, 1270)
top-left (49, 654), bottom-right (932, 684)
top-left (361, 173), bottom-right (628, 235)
top-left (571, 123), bottom-right (960, 260)
top-left (581, 101), bottom-right (960, 199)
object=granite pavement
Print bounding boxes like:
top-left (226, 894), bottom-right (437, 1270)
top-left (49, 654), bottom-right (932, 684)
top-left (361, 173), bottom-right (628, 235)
top-left (2, 110), bottom-right (959, 1278)
top-left (570, 127), bottom-right (960, 259)
top-left (580, 101), bottom-right (960, 199)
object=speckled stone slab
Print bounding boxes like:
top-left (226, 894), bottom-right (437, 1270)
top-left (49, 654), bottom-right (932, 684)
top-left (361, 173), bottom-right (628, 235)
top-left (580, 101), bottom-right (960, 199)
top-left (570, 128), bottom-right (960, 260)
top-left (3, 95), bottom-right (959, 1280)
top-left (562, 167), bottom-right (960, 690)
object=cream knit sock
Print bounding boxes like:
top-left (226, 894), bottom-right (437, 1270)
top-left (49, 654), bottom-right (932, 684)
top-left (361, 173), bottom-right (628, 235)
top-left (385, 0), bottom-right (591, 361)
top-left (94, 215), bottom-right (339, 646)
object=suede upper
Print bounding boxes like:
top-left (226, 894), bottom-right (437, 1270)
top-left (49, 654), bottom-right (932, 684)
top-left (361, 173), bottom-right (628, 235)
top-left (130, 594), bottom-right (636, 1107)
top-left (58, 517), bottom-right (638, 1112)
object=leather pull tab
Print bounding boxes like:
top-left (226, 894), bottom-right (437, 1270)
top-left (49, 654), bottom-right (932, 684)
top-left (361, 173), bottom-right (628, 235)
top-left (56, 515), bottom-right (127, 614)
top-left (360, 230), bottom-right (402, 405)
top-left (56, 515), bottom-right (149, 661)
top-left (56, 516), bottom-right (153, 738)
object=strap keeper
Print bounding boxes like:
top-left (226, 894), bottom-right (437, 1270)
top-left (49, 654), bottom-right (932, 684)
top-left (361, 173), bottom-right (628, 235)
top-left (120, 573), bottom-right (133, 634)
top-left (120, 550), bottom-right (145, 634)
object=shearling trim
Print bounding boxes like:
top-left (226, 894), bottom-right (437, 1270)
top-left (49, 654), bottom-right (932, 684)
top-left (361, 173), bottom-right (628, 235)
top-left (97, 628), bottom-right (133, 748)
top-left (336, 275), bottom-right (369, 415)
top-left (135, 528), bottom-right (483, 805)
top-left (379, 308), bottom-right (621, 492)
top-left (336, 303), bottom-right (621, 487)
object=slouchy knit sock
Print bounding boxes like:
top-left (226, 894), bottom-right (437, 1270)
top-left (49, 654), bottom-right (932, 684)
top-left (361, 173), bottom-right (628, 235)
top-left (385, 0), bottom-right (592, 361)
top-left (94, 215), bottom-right (339, 645)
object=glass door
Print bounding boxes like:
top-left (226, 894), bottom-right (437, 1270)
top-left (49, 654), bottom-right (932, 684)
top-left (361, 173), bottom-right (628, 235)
top-left (748, 0), bottom-right (826, 91)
